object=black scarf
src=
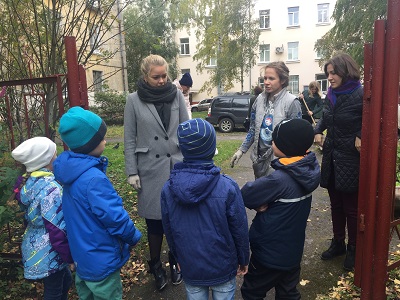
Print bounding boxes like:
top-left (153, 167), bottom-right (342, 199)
top-left (137, 78), bottom-right (177, 131)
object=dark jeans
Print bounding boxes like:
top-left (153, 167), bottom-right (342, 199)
top-left (327, 184), bottom-right (358, 246)
top-left (241, 256), bottom-right (301, 300)
top-left (43, 267), bottom-right (72, 300)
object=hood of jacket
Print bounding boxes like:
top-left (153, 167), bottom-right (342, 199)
top-left (166, 162), bottom-right (221, 205)
top-left (271, 152), bottom-right (320, 194)
top-left (53, 151), bottom-right (108, 185)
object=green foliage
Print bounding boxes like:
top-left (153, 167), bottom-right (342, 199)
top-left (123, 0), bottom-right (180, 91)
top-left (315, 0), bottom-right (386, 68)
top-left (92, 90), bottom-right (127, 125)
top-left (171, 0), bottom-right (260, 93)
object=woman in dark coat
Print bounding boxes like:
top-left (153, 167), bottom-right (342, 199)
top-left (299, 81), bottom-right (324, 124)
top-left (314, 53), bottom-right (363, 271)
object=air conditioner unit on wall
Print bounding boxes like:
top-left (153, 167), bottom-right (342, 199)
top-left (275, 45), bottom-right (284, 54)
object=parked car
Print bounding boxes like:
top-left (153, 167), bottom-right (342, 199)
top-left (191, 98), bottom-right (213, 112)
top-left (205, 94), bottom-right (251, 133)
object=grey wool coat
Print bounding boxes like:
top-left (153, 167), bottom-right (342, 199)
top-left (124, 91), bottom-right (189, 220)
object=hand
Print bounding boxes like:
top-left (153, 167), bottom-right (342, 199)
top-left (69, 263), bottom-right (76, 272)
top-left (355, 137), bottom-right (361, 152)
top-left (308, 111), bottom-right (313, 116)
top-left (255, 204), bottom-right (268, 212)
top-left (230, 150), bottom-right (243, 168)
top-left (314, 134), bottom-right (324, 147)
top-left (237, 265), bottom-right (248, 276)
top-left (128, 175), bottom-right (141, 191)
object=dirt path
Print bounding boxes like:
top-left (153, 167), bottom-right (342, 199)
top-left (127, 131), bottom-right (348, 300)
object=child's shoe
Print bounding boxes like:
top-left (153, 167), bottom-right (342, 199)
top-left (148, 259), bottom-right (167, 291)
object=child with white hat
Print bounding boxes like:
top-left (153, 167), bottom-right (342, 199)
top-left (11, 136), bottom-right (73, 299)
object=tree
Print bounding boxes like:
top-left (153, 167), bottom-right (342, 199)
top-left (171, 0), bottom-right (260, 93)
top-left (0, 0), bottom-right (129, 141)
top-left (314, 0), bottom-right (386, 68)
top-left (123, 0), bottom-right (180, 91)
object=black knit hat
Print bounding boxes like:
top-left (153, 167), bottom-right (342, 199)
top-left (272, 119), bottom-right (314, 157)
top-left (179, 73), bottom-right (193, 87)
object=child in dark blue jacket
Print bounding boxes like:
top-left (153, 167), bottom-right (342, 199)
top-left (161, 118), bottom-right (250, 300)
top-left (241, 118), bottom-right (320, 300)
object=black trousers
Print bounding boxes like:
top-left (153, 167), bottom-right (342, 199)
top-left (241, 256), bottom-right (301, 300)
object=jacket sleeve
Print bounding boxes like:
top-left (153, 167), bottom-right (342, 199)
top-left (226, 181), bottom-right (250, 266)
top-left (312, 96), bottom-right (324, 116)
top-left (161, 186), bottom-right (177, 260)
top-left (42, 183), bottom-right (73, 263)
top-left (239, 99), bottom-right (257, 153)
top-left (241, 173), bottom-right (283, 209)
top-left (88, 176), bottom-right (142, 246)
top-left (124, 93), bottom-right (138, 176)
top-left (314, 100), bottom-right (328, 134)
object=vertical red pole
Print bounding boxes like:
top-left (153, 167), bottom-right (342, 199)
top-left (373, 0), bottom-right (400, 298)
top-left (79, 65), bottom-right (89, 109)
top-left (65, 36), bottom-right (81, 108)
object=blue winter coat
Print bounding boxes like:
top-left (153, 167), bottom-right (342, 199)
top-left (53, 151), bottom-right (142, 281)
top-left (161, 162), bottom-right (250, 286)
top-left (242, 152), bottom-right (320, 270)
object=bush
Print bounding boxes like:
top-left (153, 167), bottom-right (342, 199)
top-left (92, 90), bottom-right (127, 125)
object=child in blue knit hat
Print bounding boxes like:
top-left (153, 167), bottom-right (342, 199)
top-left (53, 106), bottom-right (142, 299)
top-left (161, 118), bottom-right (250, 300)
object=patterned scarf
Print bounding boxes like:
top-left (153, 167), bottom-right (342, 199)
top-left (137, 78), bottom-right (177, 130)
top-left (327, 79), bottom-right (362, 107)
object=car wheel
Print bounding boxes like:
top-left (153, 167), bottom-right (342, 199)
top-left (219, 118), bottom-right (234, 133)
top-left (192, 107), bottom-right (198, 112)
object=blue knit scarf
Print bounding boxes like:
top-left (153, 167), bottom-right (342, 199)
top-left (327, 79), bottom-right (362, 107)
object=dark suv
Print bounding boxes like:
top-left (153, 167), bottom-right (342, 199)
top-left (205, 94), bottom-right (251, 133)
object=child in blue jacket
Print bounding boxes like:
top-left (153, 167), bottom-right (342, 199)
top-left (161, 118), bottom-right (250, 300)
top-left (12, 137), bottom-right (73, 300)
top-left (241, 118), bottom-right (321, 300)
top-left (53, 107), bottom-right (142, 299)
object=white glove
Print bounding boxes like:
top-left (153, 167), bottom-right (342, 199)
top-left (230, 150), bottom-right (243, 168)
top-left (128, 175), bottom-right (141, 191)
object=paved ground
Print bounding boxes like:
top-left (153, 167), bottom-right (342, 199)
top-left (127, 131), bottom-right (350, 300)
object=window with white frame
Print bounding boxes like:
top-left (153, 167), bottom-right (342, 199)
top-left (288, 75), bottom-right (299, 94)
top-left (317, 3), bottom-right (329, 23)
top-left (180, 38), bottom-right (190, 55)
top-left (181, 69), bottom-right (190, 75)
top-left (288, 7), bottom-right (299, 26)
top-left (287, 42), bottom-right (299, 60)
top-left (259, 44), bottom-right (270, 63)
top-left (93, 71), bottom-right (103, 93)
top-left (207, 57), bottom-right (217, 67)
top-left (316, 74), bottom-right (328, 94)
top-left (258, 77), bottom-right (264, 89)
top-left (90, 25), bottom-right (100, 52)
top-left (259, 10), bottom-right (270, 29)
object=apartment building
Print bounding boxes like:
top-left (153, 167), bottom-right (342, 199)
top-left (175, 0), bottom-right (337, 103)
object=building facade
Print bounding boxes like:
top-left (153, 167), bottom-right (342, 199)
top-left (175, 0), bottom-right (337, 103)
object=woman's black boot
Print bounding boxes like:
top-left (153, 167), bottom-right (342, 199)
top-left (321, 238), bottom-right (346, 260)
top-left (168, 251), bottom-right (183, 285)
top-left (148, 258), bottom-right (167, 291)
top-left (343, 244), bottom-right (356, 271)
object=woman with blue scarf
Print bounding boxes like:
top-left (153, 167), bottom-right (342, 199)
top-left (314, 53), bottom-right (363, 271)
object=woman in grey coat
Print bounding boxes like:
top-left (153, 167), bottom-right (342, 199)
top-left (124, 54), bottom-right (189, 290)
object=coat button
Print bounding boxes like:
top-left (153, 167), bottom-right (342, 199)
top-left (165, 137), bottom-right (169, 140)
top-left (155, 136), bottom-right (158, 140)
top-left (167, 154), bottom-right (171, 157)
top-left (156, 154), bottom-right (160, 158)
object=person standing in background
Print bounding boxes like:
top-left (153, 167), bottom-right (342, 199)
top-left (244, 86), bottom-right (263, 131)
top-left (124, 54), bottom-right (189, 291)
top-left (299, 81), bottom-right (324, 125)
top-left (173, 72), bottom-right (193, 119)
top-left (315, 53), bottom-right (363, 271)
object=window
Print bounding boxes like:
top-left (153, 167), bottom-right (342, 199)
top-left (232, 98), bottom-right (249, 108)
top-left (258, 77), bottom-right (264, 89)
top-left (259, 10), bottom-right (270, 29)
top-left (93, 71), bottom-right (103, 93)
top-left (214, 97), bottom-right (230, 108)
top-left (288, 75), bottom-right (299, 94)
top-left (180, 38), bottom-right (190, 55)
top-left (287, 42), bottom-right (299, 60)
top-left (208, 57), bottom-right (217, 67)
top-left (288, 7), bottom-right (299, 26)
top-left (87, 0), bottom-right (100, 9)
top-left (316, 74), bottom-right (328, 94)
top-left (181, 69), bottom-right (190, 75)
top-left (259, 44), bottom-right (270, 63)
top-left (317, 3), bottom-right (329, 23)
top-left (90, 25), bottom-right (100, 52)
top-left (205, 16), bottom-right (212, 26)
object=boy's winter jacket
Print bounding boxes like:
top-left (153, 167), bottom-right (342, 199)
top-left (161, 162), bottom-right (249, 286)
top-left (20, 169), bottom-right (72, 280)
top-left (242, 152), bottom-right (320, 270)
top-left (53, 151), bottom-right (142, 281)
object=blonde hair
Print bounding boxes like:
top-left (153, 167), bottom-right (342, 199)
top-left (140, 54), bottom-right (169, 78)
top-left (308, 81), bottom-right (322, 98)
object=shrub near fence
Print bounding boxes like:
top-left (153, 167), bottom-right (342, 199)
top-left (91, 90), bottom-right (127, 126)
